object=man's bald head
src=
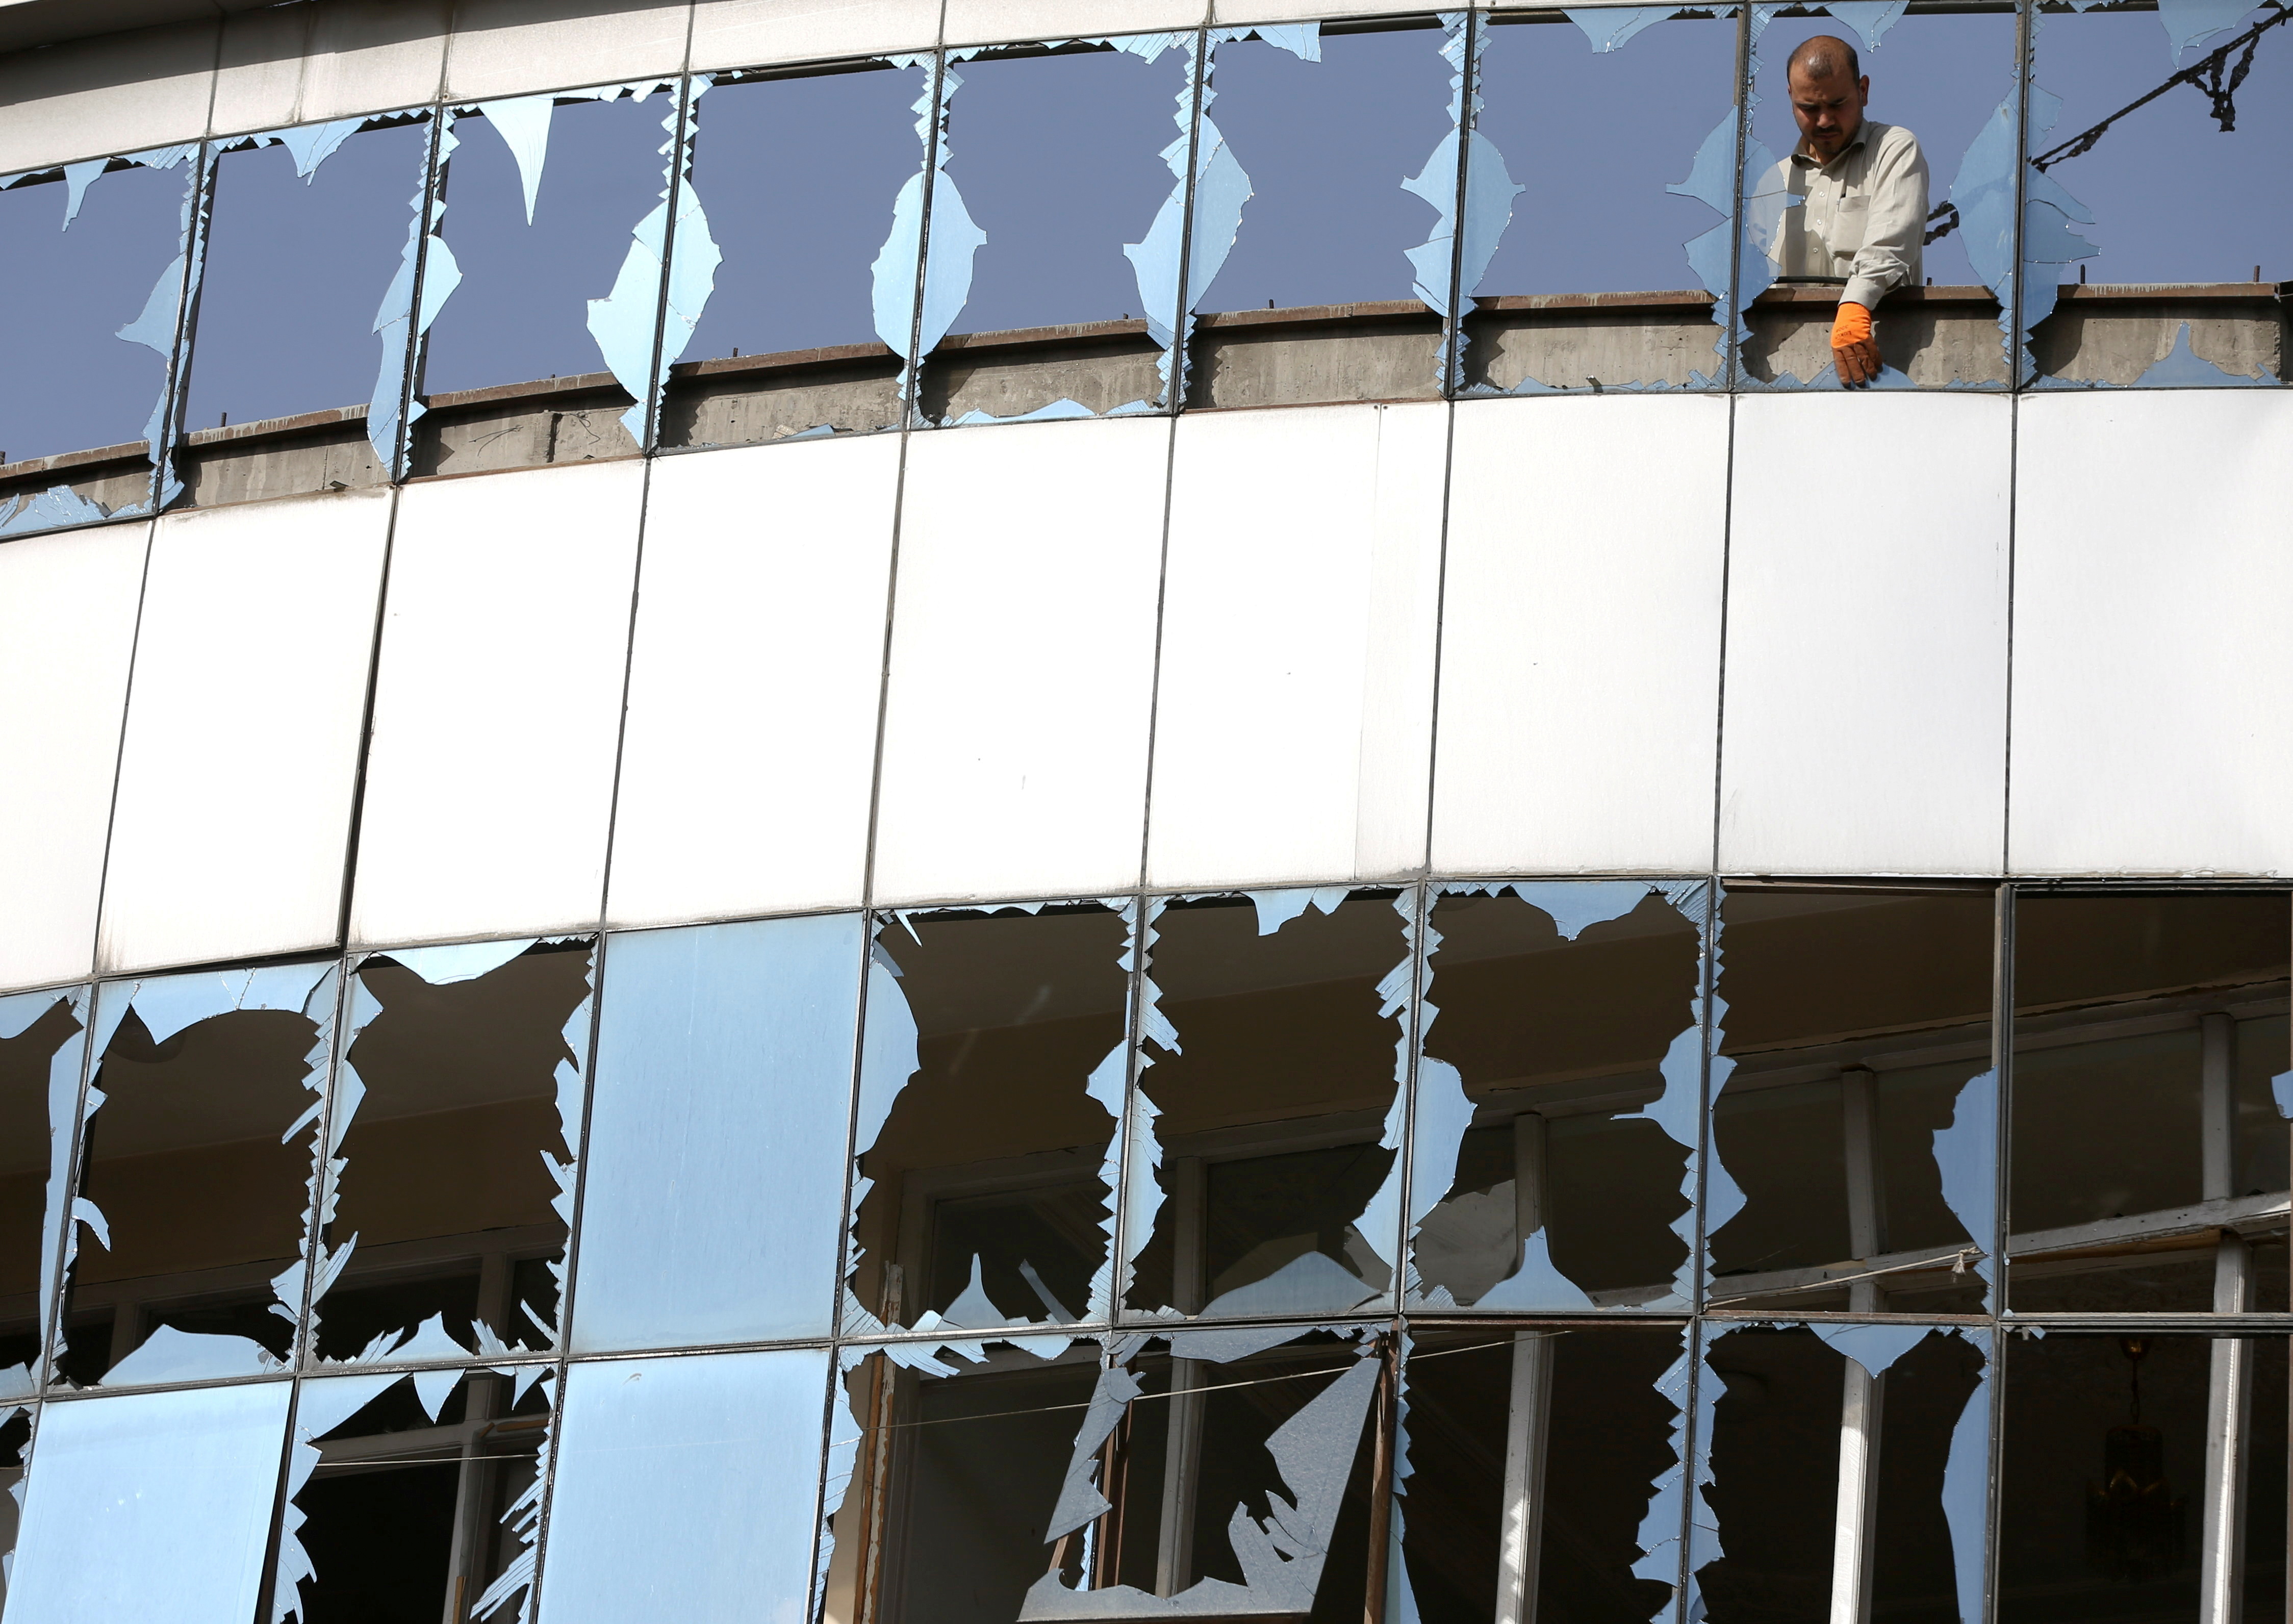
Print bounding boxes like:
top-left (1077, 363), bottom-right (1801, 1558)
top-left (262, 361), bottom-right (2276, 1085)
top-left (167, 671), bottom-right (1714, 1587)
top-left (1785, 33), bottom-right (1870, 161)
top-left (1787, 34), bottom-right (1861, 85)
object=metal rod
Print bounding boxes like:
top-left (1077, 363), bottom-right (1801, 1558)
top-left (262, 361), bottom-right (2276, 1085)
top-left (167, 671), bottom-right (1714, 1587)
top-left (1828, 1068), bottom-right (1886, 1624)
top-left (1156, 1156), bottom-right (1206, 1597)
top-left (2199, 1013), bottom-right (2251, 1624)
top-left (1362, 1336), bottom-right (1397, 1624)
top-left (1496, 1114), bottom-right (1554, 1624)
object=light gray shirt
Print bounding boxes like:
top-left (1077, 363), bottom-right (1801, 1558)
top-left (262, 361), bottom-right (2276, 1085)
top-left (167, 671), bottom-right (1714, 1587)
top-left (1760, 119), bottom-right (1929, 310)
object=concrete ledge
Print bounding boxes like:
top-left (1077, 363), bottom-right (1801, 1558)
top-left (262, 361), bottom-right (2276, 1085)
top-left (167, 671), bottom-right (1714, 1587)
top-left (1, 284), bottom-right (2281, 528)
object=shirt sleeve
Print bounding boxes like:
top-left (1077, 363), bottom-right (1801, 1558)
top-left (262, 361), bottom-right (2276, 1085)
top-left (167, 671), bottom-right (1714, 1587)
top-left (1843, 126), bottom-right (1929, 309)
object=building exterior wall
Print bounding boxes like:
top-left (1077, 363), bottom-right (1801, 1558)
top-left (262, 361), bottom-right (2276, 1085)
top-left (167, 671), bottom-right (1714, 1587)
top-left (0, 3), bottom-right (2288, 1623)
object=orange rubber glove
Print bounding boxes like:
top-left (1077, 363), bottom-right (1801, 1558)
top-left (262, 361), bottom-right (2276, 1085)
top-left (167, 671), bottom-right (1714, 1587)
top-left (1830, 300), bottom-right (1878, 385)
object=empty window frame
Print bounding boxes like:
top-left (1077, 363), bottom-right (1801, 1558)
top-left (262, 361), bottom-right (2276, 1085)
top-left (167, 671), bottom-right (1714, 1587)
top-left (58, 964), bottom-right (338, 1387)
top-left (181, 116), bottom-right (431, 493)
top-left (270, 1365), bottom-right (554, 1624)
top-left (2007, 891), bottom-right (2290, 1314)
top-left (1408, 882), bottom-right (1707, 1314)
top-left (1184, 21), bottom-right (1458, 408)
top-left (417, 86), bottom-right (680, 474)
top-left (1460, 8), bottom-right (1742, 393)
top-left (847, 904), bottom-right (1133, 1336)
top-left (1998, 1331), bottom-right (2289, 1620)
top-left (1399, 1325), bottom-right (1684, 1624)
top-left (0, 992), bottom-right (87, 1390)
top-left (1709, 887), bottom-right (1998, 1316)
top-left (2022, 0), bottom-right (2291, 386)
top-left (1123, 890), bottom-right (1413, 1323)
top-left (826, 1326), bottom-right (1386, 1623)
top-left (1739, 3), bottom-right (2020, 388)
top-left (311, 940), bottom-right (595, 1363)
top-left (1698, 1323), bottom-right (1991, 1624)
top-left (661, 61), bottom-right (919, 448)
top-left (0, 150), bottom-right (196, 536)
top-left (911, 39), bottom-right (1185, 425)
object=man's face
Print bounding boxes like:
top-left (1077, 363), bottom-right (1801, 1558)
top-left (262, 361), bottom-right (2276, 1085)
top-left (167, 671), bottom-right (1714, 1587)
top-left (1789, 66), bottom-right (1869, 160)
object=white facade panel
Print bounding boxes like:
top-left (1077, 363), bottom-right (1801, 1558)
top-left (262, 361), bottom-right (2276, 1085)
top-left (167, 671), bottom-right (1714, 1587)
top-left (99, 490), bottom-right (392, 975)
top-left (1720, 393), bottom-right (2011, 875)
top-left (1433, 393), bottom-right (1728, 875)
top-left (0, 20), bottom-right (216, 171)
top-left (872, 416), bottom-right (1169, 905)
top-left (1210, 0), bottom-right (1445, 22)
top-left (2009, 390), bottom-right (2293, 876)
top-left (944, 0), bottom-right (1210, 47)
top-left (689, 0), bottom-right (940, 70)
top-left (443, 0), bottom-right (692, 101)
top-left (1146, 403), bottom-right (1446, 890)
top-left (213, 0), bottom-right (452, 136)
top-left (608, 437), bottom-right (898, 928)
top-left (350, 459), bottom-right (644, 948)
top-left (0, 522), bottom-right (147, 994)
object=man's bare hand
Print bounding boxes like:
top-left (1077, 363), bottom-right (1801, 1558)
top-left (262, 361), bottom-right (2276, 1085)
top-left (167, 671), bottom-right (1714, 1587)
top-left (1831, 300), bottom-right (1879, 386)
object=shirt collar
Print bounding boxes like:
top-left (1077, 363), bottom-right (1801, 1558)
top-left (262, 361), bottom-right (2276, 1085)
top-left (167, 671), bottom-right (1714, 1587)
top-left (1791, 123), bottom-right (1872, 170)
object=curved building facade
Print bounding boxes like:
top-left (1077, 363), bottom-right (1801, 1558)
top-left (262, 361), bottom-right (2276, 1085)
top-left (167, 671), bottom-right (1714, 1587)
top-left (0, 1), bottom-right (2288, 1621)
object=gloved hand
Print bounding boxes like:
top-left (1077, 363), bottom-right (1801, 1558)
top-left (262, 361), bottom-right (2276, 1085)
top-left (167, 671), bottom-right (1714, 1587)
top-left (1831, 301), bottom-right (1879, 387)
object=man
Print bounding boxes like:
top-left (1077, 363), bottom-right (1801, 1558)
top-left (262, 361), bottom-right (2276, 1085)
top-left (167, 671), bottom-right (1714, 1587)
top-left (1767, 35), bottom-right (1928, 385)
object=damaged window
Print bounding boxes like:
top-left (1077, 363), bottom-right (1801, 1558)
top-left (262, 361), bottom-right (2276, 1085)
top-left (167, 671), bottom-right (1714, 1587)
top-left (824, 1325), bottom-right (1387, 1622)
top-left (0, 148), bottom-right (195, 536)
top-left (1124, 891), bottom-right (1412, 1323)
top-left (917, 38), bottom-right (1184, 425)
top-left (417, 85), bottom-right (680, 474)
top-left (1739, 2), bottom-right (2019, 388)
top-left (847, 903), bottom-right (1131, 1337)
top-left (57, 965), bottom-right (337, 1387)
top-left (310, 940), bottom-right (594, 1365)
top-left (1398, 1326), bottom-right (1682, 1624)
top-left (0, 992), bottom-right (87, 1392)
top-left (661, 62), bottom-right (918, 448)
top-left (2022, 0), bottom-right (2290, 386)
top-left (1461, 8), bottom-right (1741, 393)
top-left (1999, 1331), bottom-right (2289, 1618)
top-left (1185, 21), bottom-right (1457, 407)
top-left (1699, 1323), bottom-right (1992, 1624)
top-left (2008, 892), bottom-right (2291, 1314)
top-left (269, 1364), bottom-right (553, 1624)
top-left (1408, 883), bottom-right (1706, 1313)
top-left (1710, 886), bottom-right (1999, 1316)
top-left (181, 116), bottom-right (430, 494)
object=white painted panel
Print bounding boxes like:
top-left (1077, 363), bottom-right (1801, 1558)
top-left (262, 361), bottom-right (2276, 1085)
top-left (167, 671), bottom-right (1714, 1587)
top-left (444, 0), bottom-right (691, 101)
top-left (1146, 403), bottom-right (1446, 890)
top-left (608, 437), bottom-right (897, 927)
top-left (872, 416), bottom-right (1168, 904)
top-left (944, 0), bottom-right (1209, 47)
top-left (0, 523), bottom-right (147, 993)
top-left (0, 21), bottom-right (216, 171)
top-left (100, 490), bottom-right (392, 974)
top-left (213, 0), bottom-right (452, 137)
top-left (1720, 393), bottom-right (2010, 875)
top-left (1433, 393), bottom-right (1728, 875)
top-left (690, 0), bottom-right (940, 68)
top-left (2010, 391), bottom-right (2293, 875)
top-left (350, 460), bottom-right (644, 948)
top-left (209, 7), bottom-right (308, 137)
top-left (1210, 0), bottom-right (1436, 22)
top-left (299, 0), bottom-right (454, 124)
